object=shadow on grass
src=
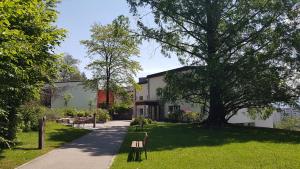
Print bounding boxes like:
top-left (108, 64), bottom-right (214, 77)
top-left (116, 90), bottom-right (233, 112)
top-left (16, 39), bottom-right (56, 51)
top-left (0, 149), bottom-right (4, 160)
top-left (47, 127), bottom-right (90, 144)
top-left (13, 147), bottom-right (39, 151)
top-left (118, 123), bottom-right (300, 155)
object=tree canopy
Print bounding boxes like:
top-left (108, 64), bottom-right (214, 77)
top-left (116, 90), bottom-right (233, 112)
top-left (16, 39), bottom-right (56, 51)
top-left (81, 15), bottom-right (142, 109)
top-left (127, 0), bottom-right (300, 126)
top-left (59, 53), bottom-right (87, 82)
top-left (0, 0), bottom-right (65, 143)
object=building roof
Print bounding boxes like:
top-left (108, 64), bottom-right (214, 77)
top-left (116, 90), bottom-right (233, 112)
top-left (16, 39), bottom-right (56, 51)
top-left (146, 66), bottom-right (194, 78)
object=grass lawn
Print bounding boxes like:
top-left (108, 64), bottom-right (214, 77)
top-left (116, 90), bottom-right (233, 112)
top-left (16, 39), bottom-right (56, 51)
top-left (111, 122), bottom-right (300, 169)
top-left (0, 122), bottom-right (90, 169)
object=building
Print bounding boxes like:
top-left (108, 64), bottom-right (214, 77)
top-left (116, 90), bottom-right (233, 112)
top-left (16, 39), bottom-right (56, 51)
top-left (43, 81), bottom-right (97, 110)
top-left (133, 67), bottom-right (279, 128)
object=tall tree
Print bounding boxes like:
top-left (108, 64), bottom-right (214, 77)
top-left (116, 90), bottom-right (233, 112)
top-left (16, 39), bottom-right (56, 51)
top-left (128, 0), bottom-right (300, 126)
top-left (59, 53), bottom-right (86, 82)
top-left (0, 0), bottom-right (65, 143)
top-left (81, 15), bottom-right (142, 109)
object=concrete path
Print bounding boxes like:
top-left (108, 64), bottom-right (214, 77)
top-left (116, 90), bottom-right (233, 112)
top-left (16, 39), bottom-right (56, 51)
top-left (17, 120), bottom-right (130, 169)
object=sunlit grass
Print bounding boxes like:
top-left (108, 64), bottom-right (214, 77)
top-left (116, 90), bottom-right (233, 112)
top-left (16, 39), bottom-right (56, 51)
top-left (111, 122), bottom-right (300, 169)
top-left (0, 122), bottom-right (90, 169)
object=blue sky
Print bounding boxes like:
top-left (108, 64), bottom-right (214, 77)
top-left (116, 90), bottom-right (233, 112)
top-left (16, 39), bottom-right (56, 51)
top-left (55, 0), bottom-right (182, 79)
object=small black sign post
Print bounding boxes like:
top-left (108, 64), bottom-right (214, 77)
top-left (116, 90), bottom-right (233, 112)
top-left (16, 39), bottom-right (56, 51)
top-left (38, 116), bottom-right (46, 149)
top-left (93, 113), bottom-right (96, 128)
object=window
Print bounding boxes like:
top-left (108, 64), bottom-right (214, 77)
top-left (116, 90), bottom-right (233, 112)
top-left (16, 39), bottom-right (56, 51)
top-left (168, 105), bottom-right (180, 113)
top-left (139, 96), bottom-right (143, 101)
top-left (139, 108), bottom-right (144, 116)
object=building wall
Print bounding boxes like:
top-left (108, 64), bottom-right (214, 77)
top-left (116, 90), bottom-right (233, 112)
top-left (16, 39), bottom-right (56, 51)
top-left (148, 76), bottom-right (166, 100)
top-left (134, 70), bottom-right (280, 128)
top-left (51, 82), bottom-right (97, 110)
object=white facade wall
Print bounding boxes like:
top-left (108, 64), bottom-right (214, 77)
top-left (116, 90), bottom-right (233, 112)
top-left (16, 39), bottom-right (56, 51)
top-left (148, 76), bottom-right (166, 100)
top-left (134, 69), bottom-right (280, 128)
top-left (51, 82), bottom-right (97, 110)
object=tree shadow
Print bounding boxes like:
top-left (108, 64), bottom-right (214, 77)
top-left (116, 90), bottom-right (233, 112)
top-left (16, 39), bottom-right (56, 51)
top-left (13, 147), bottom-right (39, 151)
top-left (48, 126), bottom-right (128, 156)
top-left (118, 123), bottom-right (300, 155)
top-left (0, 149), bottom-right (4, 160)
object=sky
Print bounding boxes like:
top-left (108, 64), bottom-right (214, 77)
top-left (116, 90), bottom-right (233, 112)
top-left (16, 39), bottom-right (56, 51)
top-left (55, 0), bottom-right (182, 79)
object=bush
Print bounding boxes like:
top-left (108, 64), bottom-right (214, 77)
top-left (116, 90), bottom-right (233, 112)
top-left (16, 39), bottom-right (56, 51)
top-left (44, 109), bottom-right (63, 121)
top-left (76, 111), bottom-right (85, 117)
top-left (183, 112), bottom-right (200, 122)
top-left (130, 117), bottom-right (152, 126)
top-left (95, 109), bottom-right (111, 122)
top-left (276, 117), bottom-right (300, 131)
top-left (110, 105), bottom-right (131, 114)
top-left (18, 102), bottom-right (46, 131)
top-left (62, 108), bottom-right (77, 117)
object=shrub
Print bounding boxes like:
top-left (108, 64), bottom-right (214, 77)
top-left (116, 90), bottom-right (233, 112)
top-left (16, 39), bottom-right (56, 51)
top-left (96, 109), bottom-right (111, 122)
top-left (183, 112), bottom-right (200, 122)
top-left (62, 108), bottom-right (77, 117)
top-left (276, 117), bottom-right (300, 131)
top-left (110, 105), bottom-right (131, 114)
top-left (44, 109), bottom-right (63, 121)
top-left (18, 101), bottom-right (46, 131)
top-left (84, 110), bottom-right (92, 117)
top-left (76, 111), bottom-right (85, 117)
top-left (130, 117), bottom-right (152, 126)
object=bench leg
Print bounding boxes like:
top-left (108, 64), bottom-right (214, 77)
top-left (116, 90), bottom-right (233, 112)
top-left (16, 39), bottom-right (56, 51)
top-left (144, 148), bottom-right (147, 160)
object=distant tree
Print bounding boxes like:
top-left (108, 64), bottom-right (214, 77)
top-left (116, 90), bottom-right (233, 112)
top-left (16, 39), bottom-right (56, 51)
top-left (59, 53), bottom-right (86, 82)
top-left (0, 0), bottom-right (65, 142)
top-left (81, 15), bottom-right (142, 109)
top-left (63, 93), bottom-right (73, 107)
top-left (128, 0), bottom-right (300, 126)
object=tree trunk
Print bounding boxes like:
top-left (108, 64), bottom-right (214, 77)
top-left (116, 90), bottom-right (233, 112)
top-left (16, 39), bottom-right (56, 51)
top-left (7, 109), bottom-right (17, 140)
top-left (205, 84), bottom-right (226, 127)
top-left (105, 77), bottom-right (110, 110)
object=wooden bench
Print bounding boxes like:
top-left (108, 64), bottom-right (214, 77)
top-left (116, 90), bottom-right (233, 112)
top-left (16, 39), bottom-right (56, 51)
top-left (130, 132), bottom-right (148, 160)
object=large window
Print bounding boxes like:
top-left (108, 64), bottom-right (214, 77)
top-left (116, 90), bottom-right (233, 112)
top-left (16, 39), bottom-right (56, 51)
top-left (168, 105), bottom-right (180, 113)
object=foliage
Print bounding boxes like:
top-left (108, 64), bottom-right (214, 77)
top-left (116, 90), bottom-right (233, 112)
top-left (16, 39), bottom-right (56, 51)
top-left (81, 15), bottom-right (142, 109)
top-left (0, 0), bottom-right (66, 141)
top-left (127, 0), bottom-right (300, 126)
top-left (0, 109), bottom-right (10, 148)
top-left (95, 109), bottom-right (111, 122)
top-left (247, 107), bottom-right (275, 120)
top-left (110, 104), bottom-right (132, 114)
top-left (60, 108), bottom-right (78, 117)
top-left (18, 101), bottom-right (46, 132)
top-left (44, 109), bottom-right (63, 121)
top-left (58, 53), bottom-right (86, 82)
top-left (63, 93), bottom-right (73, 107)
top-left (111, 122), bottom-right (300, 169)
top-left (276, 117), bottom-right (300, 131)
top-left (0, 122), bottom-right (90, 169)
top-left (183, 112), bottom-right (201, 123)
top-left (130, 117), bottom-right (153, 126)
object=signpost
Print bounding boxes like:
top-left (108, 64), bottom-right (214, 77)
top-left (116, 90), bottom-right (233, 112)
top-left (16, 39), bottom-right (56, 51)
top-left (38, 116), bottom-right (46, 149)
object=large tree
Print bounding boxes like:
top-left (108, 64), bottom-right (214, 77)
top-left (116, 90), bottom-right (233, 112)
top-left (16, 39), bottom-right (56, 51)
top-left (81, 15), bottom-right (142, 109)
top-left (59, 53), bottom-right (86, 82)
top-left (127, 0), bottom-right (300, 126)
top-left (0, 0), bottom-right (65, 143)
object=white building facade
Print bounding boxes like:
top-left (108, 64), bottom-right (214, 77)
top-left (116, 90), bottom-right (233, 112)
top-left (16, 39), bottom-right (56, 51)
top-left (50, 81), bottom-right (97, 110)
top-left (134, 67), bottom-right (280, 128)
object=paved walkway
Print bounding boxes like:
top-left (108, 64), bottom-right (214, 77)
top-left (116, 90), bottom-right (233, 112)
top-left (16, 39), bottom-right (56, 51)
top-left (17, 120), bottom-right (130, 169)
